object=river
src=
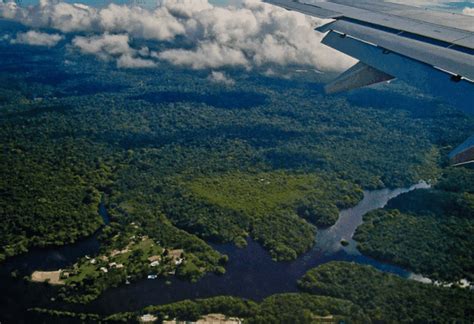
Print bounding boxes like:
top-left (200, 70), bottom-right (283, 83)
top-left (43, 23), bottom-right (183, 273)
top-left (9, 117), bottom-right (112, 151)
top-left (0, 182), bottom-right (430, 318)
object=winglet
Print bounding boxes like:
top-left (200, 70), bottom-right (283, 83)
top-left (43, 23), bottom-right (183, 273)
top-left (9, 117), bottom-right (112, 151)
top-left (315, 21), bottom-right (336, 33)
top-left (325, 62), bottom-right (395, 94)
top-left (449, 134), bottom-right (474, 166)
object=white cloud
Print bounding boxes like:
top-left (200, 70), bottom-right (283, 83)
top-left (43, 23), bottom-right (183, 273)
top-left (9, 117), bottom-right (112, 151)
top-left (462, 7), bottom-right (474, 16)
top-left (157, 0), bottom-right (354, 71)
top-left (159, 0), bottom-right (212, 18)
top-left (117, 54), bottom-right (157, 68)
top-left (0, 0), bottom-right (355, 72)
top-left (12, 30), bottom-right (64, 47)
top-left (158, 42), bottom-right (249, 69)
top-left (51, 3), bottom-right (97, 32)
top-left (208, 71), bottom-right (235, 85)
top-left (98, 4), bottom-right (186, 41)
top-left (0, 0), bottom-right (20, 19)
top-left (71, 33), bottom-right (157, 68)
top-left (72, 33), bottom-right (132, 60)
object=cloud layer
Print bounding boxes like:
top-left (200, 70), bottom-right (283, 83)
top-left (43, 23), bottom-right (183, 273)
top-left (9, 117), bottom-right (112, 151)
top-left (11, 30), bottom-right (63, 46)
top-left (0, 0), bottom-right (354, 72)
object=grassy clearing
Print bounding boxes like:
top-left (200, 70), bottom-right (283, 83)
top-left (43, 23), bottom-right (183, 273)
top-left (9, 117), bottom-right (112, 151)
top-left (189, 171), bottom-right (363, 226)
top-left (186, 171), bottom-right (363, 260)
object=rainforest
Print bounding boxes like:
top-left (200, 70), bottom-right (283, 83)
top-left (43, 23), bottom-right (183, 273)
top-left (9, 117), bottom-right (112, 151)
top-left (1, 1), bottom-right (474, 322)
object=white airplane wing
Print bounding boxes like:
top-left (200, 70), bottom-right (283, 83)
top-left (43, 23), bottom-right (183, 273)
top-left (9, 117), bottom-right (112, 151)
top-left (264, 0), bottom-right (474, 165)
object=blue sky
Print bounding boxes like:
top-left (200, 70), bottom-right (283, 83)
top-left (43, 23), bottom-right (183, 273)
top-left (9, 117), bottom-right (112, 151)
top-left (14, 0), bottom-right (473, 13)
top-left (18, 0), bottom-right (240, 7)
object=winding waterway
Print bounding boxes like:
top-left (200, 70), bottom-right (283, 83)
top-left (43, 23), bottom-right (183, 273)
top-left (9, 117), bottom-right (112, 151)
top-left (0, 182), bottom-right (430, 317)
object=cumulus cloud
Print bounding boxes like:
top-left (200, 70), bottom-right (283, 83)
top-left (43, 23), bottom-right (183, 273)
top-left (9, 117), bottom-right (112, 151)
top-left (0, 0), bottom-right (184, 39)
top-left (117, 54), bottom-right (157, 68)
top-left (208, 71), bottom-right (235, 85)
top-left (71, 33), bottom-right (156, 68)
top-left (158, 42), bottom-right (249, 69)
top-left (98, 4), bottom-right (185, 41)
top-left (462, 7), bottom-right (474, 16)
top-left (72, 33), bottom-right (132, 60)
top-left (0, 0), bottom-right (20, 19)
top-left (0, 0), bottom-right (355, 71)
top-left (11, 30), bottom-right (64, 47)
top-left (158, 0), bottom-right (212, 18)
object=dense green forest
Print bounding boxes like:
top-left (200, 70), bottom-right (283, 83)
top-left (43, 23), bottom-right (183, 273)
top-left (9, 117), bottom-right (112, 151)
top-left (30, 294), bottom-right (367, 323)
top-left (141, 293), bottom-right (367, 324)
top-left (28, 262), bottom-right (474, 323)
top-left (1, 36), bottom-right (474, 302)
top-left (298, 262), bottom-right (474, 322)
top-left (0, 138), bottom-right (110, 262)
top-left (354, 166), bottom-right (474, 281)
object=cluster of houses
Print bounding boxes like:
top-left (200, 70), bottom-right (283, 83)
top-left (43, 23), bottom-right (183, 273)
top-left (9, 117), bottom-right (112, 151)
top-left (147, 249), bottom-right (184, 279)
top-left (83, 246), bottom-right (185, 279)
top-left (98, 262), bottom-right (125, 273)
top-left (138, 313), bottom-right (243, 324)
top-left (86, 255), bottom-right (125, 273)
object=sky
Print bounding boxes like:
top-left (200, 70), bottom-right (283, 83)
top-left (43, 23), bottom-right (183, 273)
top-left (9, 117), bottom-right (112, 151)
top-left (15, 0), bottom-right (242, 8)
top-left (11, 0), bottom-right (474, 12)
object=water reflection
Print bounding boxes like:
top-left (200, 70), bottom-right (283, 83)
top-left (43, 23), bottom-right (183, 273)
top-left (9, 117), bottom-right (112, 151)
top-left (317, 181), bottom-right (431, 255)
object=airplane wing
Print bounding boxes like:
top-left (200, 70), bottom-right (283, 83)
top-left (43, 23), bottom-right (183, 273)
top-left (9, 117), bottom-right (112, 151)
top-left (264, 0), bottom-right (474, 166)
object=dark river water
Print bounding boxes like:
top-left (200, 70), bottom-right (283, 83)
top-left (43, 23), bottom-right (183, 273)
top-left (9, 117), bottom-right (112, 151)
top-left (0, 182), bottom-right (429, 320)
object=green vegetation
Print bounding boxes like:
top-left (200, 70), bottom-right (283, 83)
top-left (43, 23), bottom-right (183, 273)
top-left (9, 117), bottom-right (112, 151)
top-left (33, 294), bottom-right (367, 323)
top-left (190, 172), bottom-right (363, 227)
top-left (59, 235), bottom-right (164, 303)
top-left (187, 171), bottom-right (362, 259)
top-left (354, 166), bottom-right (474, 281)
top-left (27, 308), bottom-right (100, 324)
top-left (1, 40), bottom-right (473, 302)
top-left (0, 139), bottom-right (110, 262)
top-left (140, 296), bottom-right (258, 323)
top-left (248, 293), bottom-right (368, 323)
top-left (137, 294), bottom-right (367, 324)
top-left (298, 262), bottom-right (474, 322)
top-left (436, 166), bottom-right (474, 194)
top-left (57, 225), bottom-right (226, 303)
top-left (30, 262), bottom-right (474, 323)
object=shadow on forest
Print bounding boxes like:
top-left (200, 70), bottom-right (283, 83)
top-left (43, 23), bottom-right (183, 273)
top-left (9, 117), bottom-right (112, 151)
top-left (343, 88), bottom-right (441, 118)
top-left (1, 105), bottom-right (72, 119)
top-left (56, 82), bottom-right (129, 97)
top-left (111, 124), bottom-right (303, 149)
top-left (59, 123), bottom-right (305, 151)
top-left (130, 91), bottom-right (268, 109)
top-left (26, 71), bottom-right (80, 86)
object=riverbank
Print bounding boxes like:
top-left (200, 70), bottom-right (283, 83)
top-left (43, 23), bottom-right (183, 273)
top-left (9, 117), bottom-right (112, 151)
top-left (354, 168), bottom-right (474, 284)
top-left (0, 182), bottom-right (435, 318)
